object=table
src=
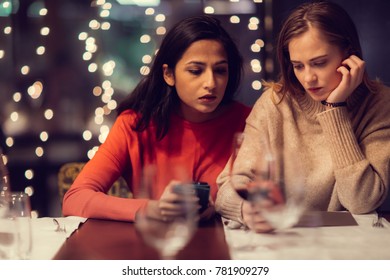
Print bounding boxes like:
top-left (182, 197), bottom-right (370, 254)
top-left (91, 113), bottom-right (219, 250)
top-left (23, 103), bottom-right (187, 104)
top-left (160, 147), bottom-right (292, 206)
top-left (224, 212), bottom-right (390, 260)
top-left (53, 217), bottom-right (230, 260)
top-left (53, 212), bottom-right (390, 260)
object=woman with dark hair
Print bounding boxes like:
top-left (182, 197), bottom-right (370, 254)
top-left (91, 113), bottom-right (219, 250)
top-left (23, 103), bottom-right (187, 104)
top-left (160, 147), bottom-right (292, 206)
top-left (63, 15), bottom-right (251, 222)
top-left (216, 1), bottom-right (390, 232)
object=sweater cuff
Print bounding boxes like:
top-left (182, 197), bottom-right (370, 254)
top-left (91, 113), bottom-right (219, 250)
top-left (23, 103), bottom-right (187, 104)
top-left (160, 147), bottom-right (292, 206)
top-left (317, 107), bottom-right (364, 168)
top-left (216, 184), bottom-right (244, 223)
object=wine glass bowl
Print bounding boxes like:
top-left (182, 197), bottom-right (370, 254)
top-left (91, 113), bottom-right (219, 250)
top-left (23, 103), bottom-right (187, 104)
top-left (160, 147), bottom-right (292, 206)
top-left (230, 132), bottom-right (305, 232)
top-left (250, 148), bottom-right (305, 231)
top-left (135, 166), bottom-right (199, 259)
top-left (136, 206), bottom-right (195, 259)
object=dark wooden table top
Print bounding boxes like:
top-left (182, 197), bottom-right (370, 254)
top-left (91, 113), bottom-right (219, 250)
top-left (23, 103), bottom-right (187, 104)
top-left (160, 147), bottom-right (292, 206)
top-left (53, 217), bottom-right (231, 260)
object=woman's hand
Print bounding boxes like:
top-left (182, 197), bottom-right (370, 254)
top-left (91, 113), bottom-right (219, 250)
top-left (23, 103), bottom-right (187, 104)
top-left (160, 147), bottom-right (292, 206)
top-left (145, 180), bottom-right (199, 222)
top-left (326, 55), bottom-right (365, 103)
top-left (241, 200), bottom-right (274, 233)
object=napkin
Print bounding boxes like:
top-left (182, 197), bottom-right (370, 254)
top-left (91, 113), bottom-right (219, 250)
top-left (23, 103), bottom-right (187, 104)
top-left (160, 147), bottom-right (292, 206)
top-left (30, 216), bottom-right (87, 260)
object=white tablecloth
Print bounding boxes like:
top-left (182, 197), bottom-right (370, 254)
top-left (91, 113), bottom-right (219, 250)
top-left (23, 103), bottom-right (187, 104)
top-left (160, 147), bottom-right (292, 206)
top-left (30, 216), bottom-right (87, 260)
top-left (224, 212), bottom-right (390, 259)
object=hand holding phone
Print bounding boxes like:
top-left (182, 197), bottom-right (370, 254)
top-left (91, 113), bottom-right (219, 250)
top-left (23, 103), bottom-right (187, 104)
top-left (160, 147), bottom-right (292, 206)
top-left (173, 182), bottom-right (210, 213)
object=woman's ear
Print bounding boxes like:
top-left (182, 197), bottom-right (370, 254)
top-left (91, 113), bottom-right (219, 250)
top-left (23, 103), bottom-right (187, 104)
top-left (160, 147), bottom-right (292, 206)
top-left (162, 64), bottom-right (175, 86)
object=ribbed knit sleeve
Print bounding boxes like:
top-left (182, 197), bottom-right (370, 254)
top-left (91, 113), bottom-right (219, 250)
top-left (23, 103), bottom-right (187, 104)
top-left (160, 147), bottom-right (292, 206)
top-left (315, 89), bottom-right (390, 213)
top-left (215, 162), bottom-right (244, 222)
top-left (317, 107), bottom-right (364, 168)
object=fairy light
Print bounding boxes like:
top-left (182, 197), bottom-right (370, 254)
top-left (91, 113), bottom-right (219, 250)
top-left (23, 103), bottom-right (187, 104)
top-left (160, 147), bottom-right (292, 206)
top-left (230, 16), bottom-right (240, 24)
top-left (102, 2), bottom-right (112, 9)
top-left (39, 131), bottom-right (49, 142)
top-left (204, 6), bottom-right (215, 14)
top-left (102, 80), bottom-right (111, 89)
top-left (13, 92), bottom-right (22, 102)
top-left (140, 66), bottom-right (150, 76)
top-left (98, 125), bottom-right (109, 143)
top-left (142, 55), bottom-right (152, 64)
top-left (101, 22), bottom-right (110, 30)
top-left (10, 112), bottom-right (19, 122)
top-left (95, 115), bottom-right (104, 125)
top-left (251, 59), bottom-right (262, 73)
top-left (93, 86), bottom-right (102, 96)
top-left (88, 63), bottom-right (98, 72)
top-left (44, 109), bottom-right (54, 120)
top-left (87, 146), bottom-right (99, 160)
top-left (95, 107), bottom-right (104, 116)
top-left (40, 27), bottom-right (50, 36)
top-left (99, 9), bottom-right (110, 18)
top-left (252, 80), bottom-right (262, 90)
top-left (155, 14), bottom-right (165, 22)
top-left (83, 130), bottom-right (93, 141)
top-left (25, 187), bottom-right (34, 197)
top-left (156, 26), bottom-right (166, 35)
top-left (104, 87), bottom-right (114, 96)
top-left (21, 65), bottom-right (30, 75)
top-left (83, 52), bottom-right (93, 61)
top-left (107, 100), bottom-right (117, 110)
top-left (5, 137), bottom-right (14, 148)
top-left (2, 1), bottom-right (10, 9)
top-left (78, 32), bottom-right (88, 40)
top-left (35, 147), bottom-right (44, 157)
top-left (0, 50), bottom-right (4, 59)
top-left (140, 34), bottom-right (151, 43)
top-left (89, 20), bottom-right (100, 30)
top-left (4, 26), bottom-right (11, 34)
top-left (248, 17), bottom-right (260, 31)
top-left (28, 81), bottom-right (43, 99)
top-left (39, 8), bottom-right (48, 16)
top-left (36, 46), bottom-right (45, 55)
top-left (145, 8), bottom-right (155, 15)
top-left (25, 169), bottom-right (34, 180)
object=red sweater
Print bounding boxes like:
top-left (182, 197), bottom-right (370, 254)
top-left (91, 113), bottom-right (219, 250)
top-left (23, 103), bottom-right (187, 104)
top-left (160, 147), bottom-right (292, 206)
top-left (62, 101), bottom-right (251, 221)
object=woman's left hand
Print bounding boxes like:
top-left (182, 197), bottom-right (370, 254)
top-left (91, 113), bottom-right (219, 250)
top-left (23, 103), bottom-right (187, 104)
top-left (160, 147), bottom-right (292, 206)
top-left (326, 55), bottom-right (365, 103)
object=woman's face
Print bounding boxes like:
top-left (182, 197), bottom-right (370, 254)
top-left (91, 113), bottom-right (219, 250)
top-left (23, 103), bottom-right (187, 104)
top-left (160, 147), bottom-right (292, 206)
top-left (163, 39), bottom-right (229, 122)
top-left (288, 27), bottom-right (344, 101)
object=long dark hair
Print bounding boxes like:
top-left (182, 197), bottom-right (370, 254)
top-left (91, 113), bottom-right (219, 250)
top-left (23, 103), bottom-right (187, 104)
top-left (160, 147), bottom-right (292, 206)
top-left (117, 15), bottom-right (243, 140)
top-left (271, 0), bottom-right (379, 99)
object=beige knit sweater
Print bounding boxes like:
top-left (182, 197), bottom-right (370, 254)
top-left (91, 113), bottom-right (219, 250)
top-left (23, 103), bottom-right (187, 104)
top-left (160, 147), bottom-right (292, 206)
top-left (215, 85), bottom-right (390, 223)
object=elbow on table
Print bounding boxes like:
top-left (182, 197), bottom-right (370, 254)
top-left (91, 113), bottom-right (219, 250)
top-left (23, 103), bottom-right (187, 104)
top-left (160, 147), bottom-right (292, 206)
top-left (61, 190), bottom-right (85, 217)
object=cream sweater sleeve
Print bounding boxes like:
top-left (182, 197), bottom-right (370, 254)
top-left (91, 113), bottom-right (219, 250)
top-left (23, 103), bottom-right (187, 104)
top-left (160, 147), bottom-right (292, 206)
top-left (317, 88), bottom-right (390, 214)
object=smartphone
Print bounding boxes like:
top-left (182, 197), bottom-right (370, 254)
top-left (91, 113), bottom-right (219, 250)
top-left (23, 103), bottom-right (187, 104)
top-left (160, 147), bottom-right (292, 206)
top-left (173, 182), bottom-right (210, 213)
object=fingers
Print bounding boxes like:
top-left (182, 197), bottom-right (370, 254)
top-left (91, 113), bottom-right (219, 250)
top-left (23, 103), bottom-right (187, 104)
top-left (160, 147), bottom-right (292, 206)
top-left (158, 181), bottom-right (200, 221)
top-left (331, 55), bottom-right (365, 102)
top-left (242, 201), bottom-right (275, 233)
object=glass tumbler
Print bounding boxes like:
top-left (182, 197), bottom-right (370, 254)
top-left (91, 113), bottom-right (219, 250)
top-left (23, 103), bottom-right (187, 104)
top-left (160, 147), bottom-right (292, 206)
top-left (10, 192), bottom-right (32, 259)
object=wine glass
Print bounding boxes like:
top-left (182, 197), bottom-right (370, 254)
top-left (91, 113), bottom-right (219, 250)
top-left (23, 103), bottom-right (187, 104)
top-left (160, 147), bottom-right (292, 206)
top-left (135, 165), bottom-right (199, 259)
top-left (227, 132), bottom-right (261, 251)
top-left (10, 192), bottom-right (32, 259)
top-left (0, 191), bottom-right (16, 260)
top-left (252, 147), bottom-right (305, 231)
top-left (230, 132), bottom-right (305, 232)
